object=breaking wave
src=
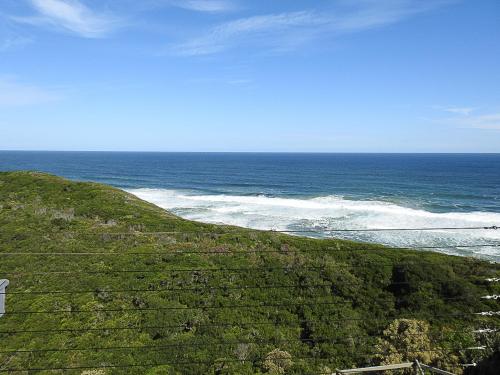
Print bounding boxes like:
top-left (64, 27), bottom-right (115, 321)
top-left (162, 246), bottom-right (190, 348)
top-left (128, 188), bottom-right (500, 261)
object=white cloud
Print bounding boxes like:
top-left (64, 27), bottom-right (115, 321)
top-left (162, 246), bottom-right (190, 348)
top-left (227, 78), bottom-right (252, 85)
top-left (175, 11), bottom-right (323, 55)
top-left (173, 0), bottom-right (449, 56)
top-left (0, 77), bottom-right (62, 106)
top-left (330, 0), bottom-right (447, 33)
top-left (442, 106), bottom-right (477, 116)
top-left (168, 0), bottom-right (235, 13)
top-left (13, 0), bottom-right (120, 38)
top-left (0, 36), bottom-right (33, 52)
top-left (436, 106), bottom-right (500, 130)
top-left (455, 114), bottom-right (500, 130)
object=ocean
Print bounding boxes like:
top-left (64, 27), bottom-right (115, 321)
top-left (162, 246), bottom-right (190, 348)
top-left (1, 151), bottom-right (499, 260)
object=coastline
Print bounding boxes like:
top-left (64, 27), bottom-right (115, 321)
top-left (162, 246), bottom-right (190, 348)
top-left (127, 187), bottom-right (500, 262)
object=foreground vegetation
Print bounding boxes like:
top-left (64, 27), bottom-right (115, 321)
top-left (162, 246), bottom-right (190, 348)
top-left (0, 171), bottom-right (499, 374)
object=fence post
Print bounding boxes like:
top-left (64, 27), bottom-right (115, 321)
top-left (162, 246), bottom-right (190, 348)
top-left (0, 279), bottom-right (9, 318)
top-left (415, 360), bottom-right (425, 375)
top-left (419, 363), bottom-right (456, 375)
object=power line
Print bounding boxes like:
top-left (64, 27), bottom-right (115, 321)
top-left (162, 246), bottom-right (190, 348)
top-left (4, 283), bottom-right (340, 295)
top-left (278, 226), bottom-right (500, 233)
top-left (0, 263), bottom-right (413, 276)
top-left (0, 347), bottom-right (485, 373)
top-left (1, 234), bottom-right (497, 370)
top-left (0, 265), bottom-right (331, 276)
top-left (2, 243), bottom-right (500, 256)
top-left (2, 227), bottom-right (498, 372)
top-left (1, 300), bottom-right (486, 316)
top-left (2, 261), bottom-right (499, 277)
top-left (0, 332), bottom-right (468, 355)
top-left (4, 320), bottom-right (495, 336)
top-left (0, 337), bottom-right (393, 354)
top-left (2, 262), bottom-right (498, 277)
top-left (5, 279), bottom-right (481, 295)
top-left (70, 225), bottom-right (500, 235)
top-left (0, 320), bottom-right (357, 335)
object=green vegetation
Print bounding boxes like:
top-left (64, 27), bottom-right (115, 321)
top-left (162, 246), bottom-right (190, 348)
top-left (0, 171), bottom-right (499, 374)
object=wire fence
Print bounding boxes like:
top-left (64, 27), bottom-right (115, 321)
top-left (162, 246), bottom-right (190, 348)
top-left (65, 225), bottom-right (500, 235)
top-left (1, 226), bottom-right (499, 373)
top-left (0, 347), bottom-right (485, 374)
top-left (3, 319), bottom-right (498, 336)
top-left (0, 335), bottom-right (487, 355)
top-left (2, 243), bottom-right (500, 256)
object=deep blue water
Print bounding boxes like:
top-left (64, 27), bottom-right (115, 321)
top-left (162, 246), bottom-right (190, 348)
top-left (1, 151), bottom-right (499, 212)
top-left (1, 151), bottom-right (500, 259)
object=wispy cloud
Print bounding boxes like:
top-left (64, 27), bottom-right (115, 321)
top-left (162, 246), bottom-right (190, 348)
top-left (436, 106), bottom-right (500, 130)
top-left (0, 35), bottom-right (33, 52)
top-left (466, 113), bottom-right (500, 130)
top-left (167, 0), bottom-right (236, 13)
top-left (440, 106), bottom-right (477, 116)
top-left (454, 113), bottom-right (500, 130)
top-left (175, 10), bottom-right (322, 55)
top-left (173, 0), bottom-right (449, 56)
top-left (227, 78), bottom-right (252, 86)
top-left (330, 0), bottom-right (448, 33)
top-left (12, 0), bottom-right (120, 38)
top-left (0, 76), bottom-right (62, 106)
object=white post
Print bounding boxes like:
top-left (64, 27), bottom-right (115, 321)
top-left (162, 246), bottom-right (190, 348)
top-left (415, 360), bottom-right (425, 375)
top-left (0, 279), bottom-right (9, 318)
top-left (336, 363), bottom-right (414, 374)
top-left (420, 363), bottom-right (456, 375)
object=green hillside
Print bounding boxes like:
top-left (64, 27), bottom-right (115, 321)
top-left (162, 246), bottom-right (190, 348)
top-left (0, 171), bottom-right (499, 374)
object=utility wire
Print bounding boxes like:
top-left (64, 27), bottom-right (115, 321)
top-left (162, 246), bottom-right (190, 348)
top-left (1, 228), bottom-right (497, 371)
top-left (3, 261), bottom-right (499, 277)
top-left (0, 320), bottom-right (366, 335)
top-left (0, 265), bottom-right (329, 276)
top-left (4, 283), bottom-right (339, 295)
top-left (0, 336), bottom-right (396, 354)
top-left (0, 263), bottom-right (414, 276)
top-left (4, 281), bottom-right (476, 295)
top-left (2, 243), bottom-right (500, 256)
top-left (4, 320), bottom-right (496, 336)
top-left (68, 225), bottom-right (500, 235)
top-left (0, 332), bottom-right (468, 354)
top-left (0, 347), bottom-right (486, 373)
top-left (1, 300), bottom-right (487, 316)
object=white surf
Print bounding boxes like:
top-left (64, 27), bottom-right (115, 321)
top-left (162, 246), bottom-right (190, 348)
top-left (128, 188), bottom-right (500, 261)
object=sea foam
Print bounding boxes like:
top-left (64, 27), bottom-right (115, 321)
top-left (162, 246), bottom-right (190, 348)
top-left (128, 188), bottom-right (500, 261)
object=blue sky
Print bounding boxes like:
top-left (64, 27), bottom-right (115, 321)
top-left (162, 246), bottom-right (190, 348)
top-left (0, 0), bottom-right (499, 152)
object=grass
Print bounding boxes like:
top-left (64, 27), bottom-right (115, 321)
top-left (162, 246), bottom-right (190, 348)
top-left (0, 171), bottom-right (498, 374)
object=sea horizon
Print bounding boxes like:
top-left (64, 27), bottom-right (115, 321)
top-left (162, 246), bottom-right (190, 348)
top-left (2, 150), bottom-right (500, 154)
